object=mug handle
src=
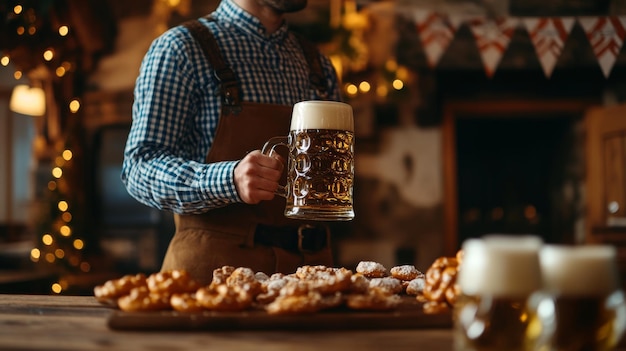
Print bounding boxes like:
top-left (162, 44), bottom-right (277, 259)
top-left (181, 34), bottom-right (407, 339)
top-left (261, 136), bottom-right (289, 198)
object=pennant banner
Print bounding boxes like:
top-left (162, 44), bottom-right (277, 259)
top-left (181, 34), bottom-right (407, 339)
top-left (414, 11), bottom-right (459, 68)
top-left (408, 10), bottom-right (626, 79)
top-left (523, 17), bottom-right (575, 78)
top-left (579, 16), bottom-right (626, 77)
top-left (468, 17), bottom-right (519, 77)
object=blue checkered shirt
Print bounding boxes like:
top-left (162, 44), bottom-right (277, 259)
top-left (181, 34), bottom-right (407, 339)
top-left (121, 0), bottom-right (341, 214)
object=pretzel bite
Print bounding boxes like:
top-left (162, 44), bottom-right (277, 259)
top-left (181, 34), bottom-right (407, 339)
top-left (147, 270), bottom-right (200, 295)
top-left (170, 292), bottom-right (204, 313)
top-left (346, 287), bottom-right (401, 311)
top-left (265, 291), bottom-right (323, 315)
top-left (117, 286), bottom-right (171, 312)
top-left (94, 273), bottom-right (147, 305)
top-left (210, 265), bottom-right (236, 286)
top-left (196, 284), bottom-right (253, 311)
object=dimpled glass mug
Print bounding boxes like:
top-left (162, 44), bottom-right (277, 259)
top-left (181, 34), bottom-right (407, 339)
top-left (526, 245), bottom-right (626, 351)
top-left (262, 100), bottom-right (355, 221)
top-left (454, 235), bottom-right (544, 351)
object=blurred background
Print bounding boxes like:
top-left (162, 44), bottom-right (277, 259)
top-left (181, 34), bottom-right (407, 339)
top-left (1, 0), bottom-right (626, 294)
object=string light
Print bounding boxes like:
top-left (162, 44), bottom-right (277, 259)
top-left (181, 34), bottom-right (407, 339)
top-left (0, 56), bottom-right (9, 66)
top-left (58, 25), bottom-right (69, 36)
top-left (68, 99), bottom-right (80, 113)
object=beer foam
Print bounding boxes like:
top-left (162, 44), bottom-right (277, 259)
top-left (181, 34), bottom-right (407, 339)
top-left (291, 100), bottom-right (354, 132)
top-left (458, 235), bottom-right (543, 296)
top-left (540, 245), bottom-right (619, 295)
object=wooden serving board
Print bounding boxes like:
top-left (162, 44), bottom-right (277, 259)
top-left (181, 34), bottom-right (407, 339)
top-left (107, 297), bottom-right (452, 331)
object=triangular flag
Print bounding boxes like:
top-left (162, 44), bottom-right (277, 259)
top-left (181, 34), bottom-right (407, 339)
top-left (414, 10), bottom-right (459, 67)
top-left (468, 17), bottom-right (519, 78)
top-left (578, 16), bottom-right (626, 78)
top-left (523, 17), bottom-right (575, 78)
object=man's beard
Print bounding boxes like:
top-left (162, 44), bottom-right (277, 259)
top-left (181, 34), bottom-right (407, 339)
top-left (259, 0), bottom-right (308, 13)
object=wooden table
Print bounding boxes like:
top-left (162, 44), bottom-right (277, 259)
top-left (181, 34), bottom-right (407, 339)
top-left (0, 294), bottom-right (454, 351)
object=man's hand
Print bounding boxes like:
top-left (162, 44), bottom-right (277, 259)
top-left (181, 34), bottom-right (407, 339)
top-left (234, 150), bottom-right (284, 204)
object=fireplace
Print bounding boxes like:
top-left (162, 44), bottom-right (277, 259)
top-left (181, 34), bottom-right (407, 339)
top-left (442, 99), bottom-right (597, 255)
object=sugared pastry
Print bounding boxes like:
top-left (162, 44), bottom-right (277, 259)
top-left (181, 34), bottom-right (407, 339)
top-left (346, 287), bottom-right (401, 311)
top-left (390, 265), bottom-right (423, 281)
top-left (355, 261), bottom-right (387, 278)
top-left (369, 277), bottom-right (403, 294)
top-left (405, 277), bottom-right (426, 296)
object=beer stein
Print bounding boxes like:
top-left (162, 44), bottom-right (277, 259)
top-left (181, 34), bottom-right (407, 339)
top-left (527, 244), bottom-right (626, 351)
top-left (262, 100), bottom-right (355, 221)
top-left (454, 235), bottom-right (544, 351)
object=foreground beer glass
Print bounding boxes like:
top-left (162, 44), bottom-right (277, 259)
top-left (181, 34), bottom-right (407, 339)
top-left (454, 235), bottom-right (544, 351)
top-left (262, 100), bottom-right (355, 221)
top-left (528, 245), bottom-right (626, 351)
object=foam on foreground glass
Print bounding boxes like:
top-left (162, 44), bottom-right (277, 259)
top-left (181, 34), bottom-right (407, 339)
top-left (528, 245), bottom-right (626, 351)
top-left (454, 235), bottom-right (544, 351)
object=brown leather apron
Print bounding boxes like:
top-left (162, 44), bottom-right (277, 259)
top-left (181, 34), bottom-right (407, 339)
top-left (160, 19), bottom-right (333, 285)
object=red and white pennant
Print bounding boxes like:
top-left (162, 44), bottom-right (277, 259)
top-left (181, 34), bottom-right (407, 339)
top-left (578, 16), bottom-right (626, 77)
top-left (413, 11), bottom-right (460, 68)
top-left (468, 17), bottom-right (519, 78)
top-left (523, 17), bottom-right (575, 78)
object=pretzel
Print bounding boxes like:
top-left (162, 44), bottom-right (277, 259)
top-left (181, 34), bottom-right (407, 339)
top-left (196, 284), bottom-right (254, 311)
top-left (170, 292), bottom-right (204, 313)
top-left (420, 252), bottom-right (462, 313)
top-left (117, 286), bottom-right (171, 312)
top-left (265, 291), bottom-right (323, 314)
top-left (147, 270), bottom-right (200, 295)
top-left (94, 273), bottom-right (147, 305)
top-left (346, 287), bottom-right (401, 311)
top-left (210, 265), bottom-right (236, 286)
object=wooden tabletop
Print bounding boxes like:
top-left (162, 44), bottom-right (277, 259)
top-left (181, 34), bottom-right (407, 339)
top-left (0, 294), bottom-right (454, 351)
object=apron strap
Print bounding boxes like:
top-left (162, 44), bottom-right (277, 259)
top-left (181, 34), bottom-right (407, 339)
top-left (183, 17), bottom-right (242, 114)
top-left (294, 33), bottom-right (329, 99)
top-left (182, 18), bottom-right (330, 106)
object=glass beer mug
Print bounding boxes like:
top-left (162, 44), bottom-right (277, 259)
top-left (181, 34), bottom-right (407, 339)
top-left (527, 245), bottom-right (626, 351)
top-left (262, 100), bottom-right (355, 221)
top-left (454, 235), bottom-right (544, 351)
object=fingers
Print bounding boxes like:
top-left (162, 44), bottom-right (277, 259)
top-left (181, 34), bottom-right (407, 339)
top-left (234, 150), bottom-right (284, 204)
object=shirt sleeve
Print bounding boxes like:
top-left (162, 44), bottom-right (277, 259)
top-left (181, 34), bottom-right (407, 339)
top-left (121, 29), bottom-right (242, 214)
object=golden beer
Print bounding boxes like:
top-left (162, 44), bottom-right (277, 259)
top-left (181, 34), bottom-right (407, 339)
top-left (528, 245), bottom-right (626, 351)
top-left (263, 101), bottom-right (355, 221)
top-left (454, 236), bottom-right (544, 351)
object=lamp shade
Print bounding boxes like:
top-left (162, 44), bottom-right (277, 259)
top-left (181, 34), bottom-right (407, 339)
top-left (10, 84), bottom-right (46, 116)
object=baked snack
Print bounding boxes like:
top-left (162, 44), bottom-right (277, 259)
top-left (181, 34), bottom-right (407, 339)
top-left (117, 286), bottom-right (171, 312)
top-left (420, 252), bottom-right (462, 314)
top-left (147, 270), bottom-right (200, 295)
top-left (355, 261), bottom-right (387, 278)
top-left (196, 284), bottom-right (254, 311)
top-left (170, 292), bottom-right (204, 313)
top-left (346, 287), bottom-right (401, 311)
top-left (94, 273), bottom-right (147, 305)
top-left (390, 265), bottom-right (422, 281)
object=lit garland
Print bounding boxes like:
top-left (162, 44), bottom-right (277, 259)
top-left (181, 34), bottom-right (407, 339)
top-left (2, 1), bottom-right (92, 294)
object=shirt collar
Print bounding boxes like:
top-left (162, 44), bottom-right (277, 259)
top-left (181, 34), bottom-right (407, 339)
top-left (213, 0), bottom-right (290, 42)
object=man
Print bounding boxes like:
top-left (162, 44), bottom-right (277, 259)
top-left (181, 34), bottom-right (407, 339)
top-left (122, 0), bottom-right (342, 284)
